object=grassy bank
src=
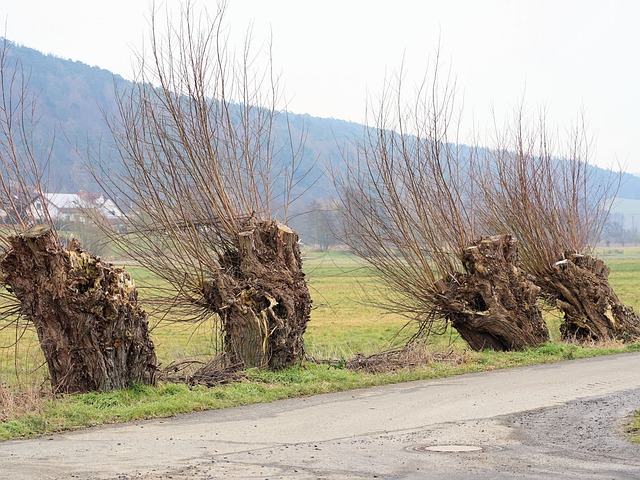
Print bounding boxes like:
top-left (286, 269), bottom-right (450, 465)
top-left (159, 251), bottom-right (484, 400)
top-left (1, 248), bottom-right (639, 440)
top-left (2, 342), bottom-right (638, 440)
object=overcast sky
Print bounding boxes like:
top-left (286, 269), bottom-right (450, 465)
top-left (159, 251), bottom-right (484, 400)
top-left (1, 0), bottom-right (639, 173)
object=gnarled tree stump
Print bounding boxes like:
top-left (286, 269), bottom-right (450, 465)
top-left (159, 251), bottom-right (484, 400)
top-left (203, 221), bottom-right (311, 369)
top-left (543, 253), bottom-right (640, 342)
top-left (437, 235), bottom-right (549, 351)
top-left (0, 226), bottom-right (157, 393)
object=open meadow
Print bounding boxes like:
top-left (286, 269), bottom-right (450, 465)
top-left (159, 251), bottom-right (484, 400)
top-left (1, 247), bottom-right (639, 440)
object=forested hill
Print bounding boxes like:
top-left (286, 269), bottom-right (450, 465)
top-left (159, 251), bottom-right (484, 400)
top-left (3, 39), bottom-right (640, 202)
top-left (2, 39), bottom-right (363, 199)
top-left (3, 41), bottom-right (126, 191)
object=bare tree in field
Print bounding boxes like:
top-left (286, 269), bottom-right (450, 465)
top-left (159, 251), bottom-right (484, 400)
top-left (479, 105), bottom-right (640, 341)
top-left (304, 199), bottom-right (338, 251)
top-left (335, 61), bottom-right (548, 351)
top-left (95, 2), bottom-right (311, 369)
top-left (0, 38), bottom-right (157, 393)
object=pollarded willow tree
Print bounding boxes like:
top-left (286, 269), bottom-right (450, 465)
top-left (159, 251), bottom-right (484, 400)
top-left (0, 38), bottom-right (157, 393)
top-left (335, 60), bottom-right (549, 351)
top-left (95, 2), bottom-right (311, 369)
top-left (478, 105), bottom-right (640, 342)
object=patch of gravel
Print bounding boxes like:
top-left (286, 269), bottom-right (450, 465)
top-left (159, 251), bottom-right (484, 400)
top-left (510, 388), bottom-right (640, 461)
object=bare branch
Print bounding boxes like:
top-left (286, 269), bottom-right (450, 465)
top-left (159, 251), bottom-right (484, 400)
top-left (333, 55), bottom-right (549, 351)
top-left (91, 1), bottom-right (312, 368)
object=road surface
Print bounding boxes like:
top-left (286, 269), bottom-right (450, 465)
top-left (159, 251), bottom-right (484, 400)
top-left (2, 352), bottom-right (640, 479)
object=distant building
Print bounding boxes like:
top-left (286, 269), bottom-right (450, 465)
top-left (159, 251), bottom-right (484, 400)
top-left (30, 192), bottom-right (122, 224)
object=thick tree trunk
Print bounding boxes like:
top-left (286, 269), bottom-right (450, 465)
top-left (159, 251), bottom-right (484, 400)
top-left (204, 221), bottom-right (311, 369)
top-left (437, 235), bottom-right (549, 351)
top-left (0, 226), bottom-right (157, 393)
top-left (543, 253), bottom-right (640, 342)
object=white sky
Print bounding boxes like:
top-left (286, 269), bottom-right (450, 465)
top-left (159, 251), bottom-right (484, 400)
top-left (1, 0), bottom-right (639, 173)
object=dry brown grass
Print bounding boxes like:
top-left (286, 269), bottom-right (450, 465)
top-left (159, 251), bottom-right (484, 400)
top-left (158, 354), bottom-right (245, 387)
top-left (0, 382), bottom-right (47, 422)
top-left (344, 343), bottom-right (469, 374)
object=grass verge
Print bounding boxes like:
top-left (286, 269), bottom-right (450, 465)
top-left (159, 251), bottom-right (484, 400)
top-left (1, 248), bottom-right (640, 441)
top-left (1, 341), bottom-right (638, 441)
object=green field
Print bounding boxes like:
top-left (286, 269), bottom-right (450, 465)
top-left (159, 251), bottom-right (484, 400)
top-left (1, 248), bottom-right (639, 440)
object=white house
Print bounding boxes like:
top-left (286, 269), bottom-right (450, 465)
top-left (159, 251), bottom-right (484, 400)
top-left (30, 192), bottom-right (122, 224)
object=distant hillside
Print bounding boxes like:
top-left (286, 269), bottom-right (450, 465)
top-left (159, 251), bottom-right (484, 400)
top-left (3, 39), bottom-right (640, 207)
top-left (3, 41), bottom-right (126, 191)
top-left (620, 176), bottom-right (640, 201)
top-left (610, 198), bottom-right (640, 229)
top-left (2, 39), bottom-right (361, 198)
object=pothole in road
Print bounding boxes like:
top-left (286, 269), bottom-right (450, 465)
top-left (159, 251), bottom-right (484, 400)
top-left (408, 444), bottom-right (486, 453)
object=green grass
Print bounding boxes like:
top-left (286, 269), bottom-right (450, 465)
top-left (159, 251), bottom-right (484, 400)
top-left (628, 411), bottom-right (640, 444)
top-left (1, 247), bottom-right (639, 440)
top-left (2, 342), bottom-right (638, 440)
top-left (303, 251), bottom-right (417, 357)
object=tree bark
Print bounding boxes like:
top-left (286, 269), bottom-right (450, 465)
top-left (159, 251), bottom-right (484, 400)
top-left (203, 221), bottom-right (311, 369)
top-left (0, 226), bottom-right (157, 393)
top-left (543, 253), bottom-right (640, 342)
top-left (437, 235), bottom-right (549, 351)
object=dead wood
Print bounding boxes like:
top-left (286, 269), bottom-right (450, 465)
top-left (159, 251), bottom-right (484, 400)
top-left (159, 356), bottom-right (245, 386)
top-left (203, 220), bottom-right (311, 370)
top-left (543, 253), bottom-right (640, 342)
top-left (343, 345), bottom-right (465, 374)
top-left (437, 235), bottom-right (549, 351)
top-left (0, 226), bottom-right (157, 393)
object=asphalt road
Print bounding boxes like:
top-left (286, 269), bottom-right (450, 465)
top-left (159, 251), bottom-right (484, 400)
top-left (2, 352), bottom-right (640, 479)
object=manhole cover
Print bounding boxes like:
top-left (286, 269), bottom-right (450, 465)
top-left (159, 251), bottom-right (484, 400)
top-left (409, 444), bottom-right (484, 453)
